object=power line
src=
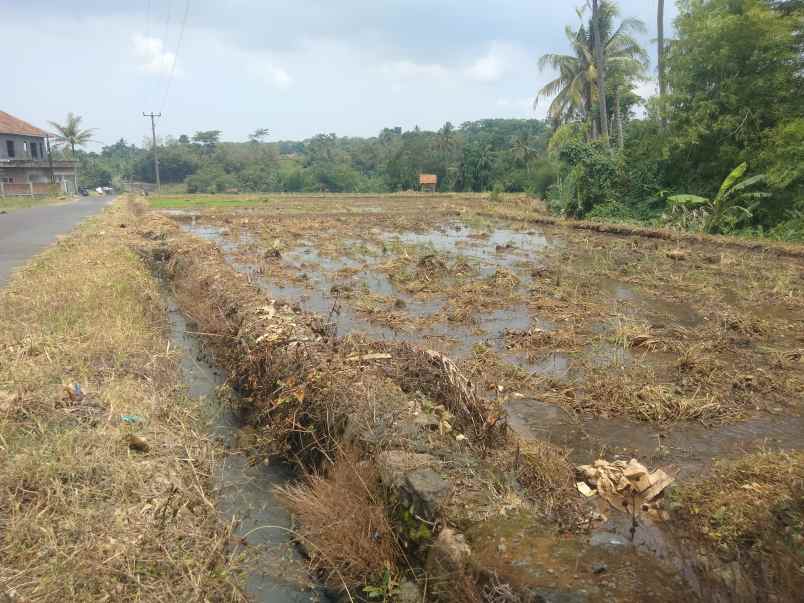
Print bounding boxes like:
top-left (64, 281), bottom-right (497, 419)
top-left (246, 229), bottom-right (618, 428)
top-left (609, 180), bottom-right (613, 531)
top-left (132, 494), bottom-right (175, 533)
top-left (162, 0), bottom-right (173, 50)
top-left (161, 0), bottom-right (191, 114)
top-left (145, 0), bottom-right (151, 39)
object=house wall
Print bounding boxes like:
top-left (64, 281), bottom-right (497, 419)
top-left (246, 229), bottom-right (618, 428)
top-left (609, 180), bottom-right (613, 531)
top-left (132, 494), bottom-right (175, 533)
top-left (0, 166), bottom-right (50, 184)
top-left (0, 165), bottom-right (72, 195)
top-left (0, 134), bottom-right (46, 160)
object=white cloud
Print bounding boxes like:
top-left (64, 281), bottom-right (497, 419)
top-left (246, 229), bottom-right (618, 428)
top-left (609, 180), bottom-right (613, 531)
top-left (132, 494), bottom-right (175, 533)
top-left (465, 42), bottom-right (518, 83)
top-left (496, 97), bottom-right (534, 110)
top-left (132, 34), bottom-right (179, 76)
top-left (246, 57), bottom-right (293, 90)
top-left (382, 60), bottom-right (448, 80)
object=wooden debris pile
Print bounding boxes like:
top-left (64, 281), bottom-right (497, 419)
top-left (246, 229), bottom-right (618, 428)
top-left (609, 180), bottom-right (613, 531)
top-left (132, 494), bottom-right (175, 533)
top-left (576, 458), bottom-right (675, 521)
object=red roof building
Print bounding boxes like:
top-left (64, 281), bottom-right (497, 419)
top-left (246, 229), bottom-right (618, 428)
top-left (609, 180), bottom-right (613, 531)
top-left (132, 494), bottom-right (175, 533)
top-left (0, 110), bottom-right (77, 197)
top-left (0, 111), bottom-right (50, 138)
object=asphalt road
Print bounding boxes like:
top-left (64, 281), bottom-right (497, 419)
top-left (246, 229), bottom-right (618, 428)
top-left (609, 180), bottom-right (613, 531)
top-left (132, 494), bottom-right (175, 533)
top-left (0, 195), bottom-right (114, 287)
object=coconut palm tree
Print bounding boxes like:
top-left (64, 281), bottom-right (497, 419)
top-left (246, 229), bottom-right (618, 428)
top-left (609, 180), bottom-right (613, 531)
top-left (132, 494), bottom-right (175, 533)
top-left (437, 122), bottom-right (456, 188)
top-left (48, 113), bottom-right (96, 156)
top-left (536, 1), bottom-right (648, 137)
top-left (590, 0), bottom-right (610, 142)
top-left (512, 133), bottom-right (535, 170)
top-left (536, 26), bottom-right (593, 128)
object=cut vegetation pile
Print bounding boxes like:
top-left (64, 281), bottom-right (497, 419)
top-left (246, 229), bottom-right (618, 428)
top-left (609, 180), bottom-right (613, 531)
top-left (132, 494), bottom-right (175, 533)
top-left (0, 205), bottom-right (246, 600)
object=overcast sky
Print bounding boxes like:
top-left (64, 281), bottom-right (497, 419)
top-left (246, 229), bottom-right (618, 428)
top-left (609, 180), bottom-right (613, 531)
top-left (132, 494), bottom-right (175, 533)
top-left (2, 0), bottom-right (678, 148)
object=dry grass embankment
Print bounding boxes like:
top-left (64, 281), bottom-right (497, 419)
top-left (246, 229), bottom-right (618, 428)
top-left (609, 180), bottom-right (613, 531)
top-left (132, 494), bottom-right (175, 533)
top-left (0, 204), bottom-right (245, 601)
top-left (670, 450), bottom-right (804, 600)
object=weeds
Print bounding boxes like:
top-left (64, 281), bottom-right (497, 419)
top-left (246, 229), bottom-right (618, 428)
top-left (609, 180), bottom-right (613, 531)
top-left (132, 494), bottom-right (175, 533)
top-left (277, 451), bottom-right (400, 593)
top-left (0, 205), bottom-right (245, 600)
top-left (670, 450), bottom-right (804, 597)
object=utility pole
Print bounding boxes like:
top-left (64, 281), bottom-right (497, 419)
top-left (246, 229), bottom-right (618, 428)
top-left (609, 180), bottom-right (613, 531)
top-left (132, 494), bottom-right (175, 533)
top-left (591, 0), bottom-right (610, 143)
top-left (658, 0), bottom-right (667, 128)
top-left (143, 112), bottom-right (162, 192)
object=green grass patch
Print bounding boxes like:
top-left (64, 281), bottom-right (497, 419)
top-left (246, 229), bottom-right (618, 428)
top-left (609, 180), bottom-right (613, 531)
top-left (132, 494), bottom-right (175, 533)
top-left (0, 195), bottom-right (76, 213)
top-left (148, 194), bottom-right (278, 209)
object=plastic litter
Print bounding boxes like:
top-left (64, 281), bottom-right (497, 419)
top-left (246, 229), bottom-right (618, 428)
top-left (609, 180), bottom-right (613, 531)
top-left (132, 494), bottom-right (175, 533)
top-left (64, 383), bottom-right (84, 402)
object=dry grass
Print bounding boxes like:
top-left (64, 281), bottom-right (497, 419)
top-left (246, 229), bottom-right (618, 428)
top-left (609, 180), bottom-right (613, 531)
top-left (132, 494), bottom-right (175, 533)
top-left (670, 450), bottom-right (804, 598)
top-left (582, 370), bottom-right (738, 424)
top-left (277, 450), bottom-right (400, 593)
top-left (0, 204), bottom-right (245, 601)
top-left (513, 440), bottom-right (577, 520)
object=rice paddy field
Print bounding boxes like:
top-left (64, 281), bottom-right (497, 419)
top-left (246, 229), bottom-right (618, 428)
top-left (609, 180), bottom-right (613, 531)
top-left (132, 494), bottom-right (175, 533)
top-left (147, 192), bottom-right (804, 601)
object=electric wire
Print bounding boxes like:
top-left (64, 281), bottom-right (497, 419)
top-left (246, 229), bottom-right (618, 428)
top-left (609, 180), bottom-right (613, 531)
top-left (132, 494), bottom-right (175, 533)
top-left (160, 0), bottom-right (191, 114)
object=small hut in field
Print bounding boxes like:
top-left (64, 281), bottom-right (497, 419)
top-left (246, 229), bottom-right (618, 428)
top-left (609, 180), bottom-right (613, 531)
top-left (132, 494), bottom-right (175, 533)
top-left (419, 174), bottom-right (437, 193)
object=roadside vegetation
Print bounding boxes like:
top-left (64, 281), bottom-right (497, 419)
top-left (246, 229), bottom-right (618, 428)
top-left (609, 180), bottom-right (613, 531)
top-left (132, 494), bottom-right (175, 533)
top-left (0, 204), bottom-right (245, 600)
top-left (0, 194), bottom-right (77, 213)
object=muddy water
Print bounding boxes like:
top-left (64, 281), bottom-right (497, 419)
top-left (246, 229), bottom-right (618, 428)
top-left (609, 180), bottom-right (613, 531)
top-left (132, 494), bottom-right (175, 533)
top-left (167, 302), bottom-right (323, 602)
top-left (177, 219), bottom-right (804, 477)
top-left (180, 221), bottom-right (548, 363)
top-left (506, 398), bottom-right (804, 478)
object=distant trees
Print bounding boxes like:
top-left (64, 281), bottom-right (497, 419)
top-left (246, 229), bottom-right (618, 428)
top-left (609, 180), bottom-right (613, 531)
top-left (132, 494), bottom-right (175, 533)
top-left (48, 113), bottom-right (95, 156)
top-left (437, 122), bottom-right (456, 189)
top-left (249, 128), bottom-right (270, 143)
top-left (192, 130), bottom-right (222, 152)
top-left (84, 119), bottom-right (556, 195)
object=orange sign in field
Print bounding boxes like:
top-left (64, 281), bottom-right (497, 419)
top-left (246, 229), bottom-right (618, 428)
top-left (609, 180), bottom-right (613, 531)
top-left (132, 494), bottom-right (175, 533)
top-left (419, 174), bottom-right (438, 185)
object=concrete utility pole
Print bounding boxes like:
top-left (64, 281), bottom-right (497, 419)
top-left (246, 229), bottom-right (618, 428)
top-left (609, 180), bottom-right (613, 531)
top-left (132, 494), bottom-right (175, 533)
top-left (143, 112), bottom-right (162, 192)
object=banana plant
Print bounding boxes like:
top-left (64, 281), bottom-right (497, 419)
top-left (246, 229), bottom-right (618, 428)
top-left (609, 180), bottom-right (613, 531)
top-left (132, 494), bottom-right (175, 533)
top-left (667, 163), bottom-right (770, 234)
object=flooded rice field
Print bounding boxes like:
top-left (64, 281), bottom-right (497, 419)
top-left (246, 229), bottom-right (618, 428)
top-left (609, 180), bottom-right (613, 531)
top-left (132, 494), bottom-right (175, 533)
top-left (166, 196), bottom-right (803, 479)
top-left (150, 194), bottom-right (803, 601)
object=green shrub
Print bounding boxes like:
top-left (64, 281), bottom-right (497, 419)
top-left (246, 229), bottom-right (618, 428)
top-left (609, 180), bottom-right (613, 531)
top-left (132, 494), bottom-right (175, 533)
top-left (559, 141), bottom-right (625, 218)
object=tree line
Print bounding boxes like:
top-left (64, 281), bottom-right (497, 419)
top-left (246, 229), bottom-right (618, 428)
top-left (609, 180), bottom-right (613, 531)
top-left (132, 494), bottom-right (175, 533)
top-left (73, 119), bottom-right (555, 196)
top-left (69, 0), bottom-right (803, 240)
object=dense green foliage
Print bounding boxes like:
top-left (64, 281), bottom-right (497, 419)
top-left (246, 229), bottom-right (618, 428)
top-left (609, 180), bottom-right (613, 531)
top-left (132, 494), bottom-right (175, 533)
top-left (544, 0), bottom-right (804, 240)
top-left (73, 119), bottom-right (554, 196)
